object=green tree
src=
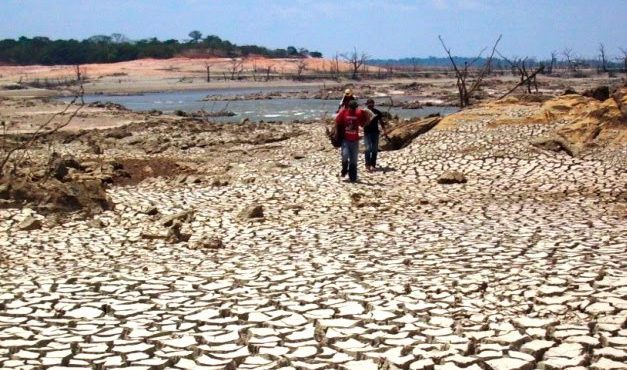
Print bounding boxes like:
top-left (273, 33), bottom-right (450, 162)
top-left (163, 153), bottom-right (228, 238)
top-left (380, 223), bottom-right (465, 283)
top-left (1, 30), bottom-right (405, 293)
top-left (111, 33), bottom-right (129, 44)
top-left (287, 46), bottom-right (298, 56)
top-left (188, 30), bottom-right (202, 43)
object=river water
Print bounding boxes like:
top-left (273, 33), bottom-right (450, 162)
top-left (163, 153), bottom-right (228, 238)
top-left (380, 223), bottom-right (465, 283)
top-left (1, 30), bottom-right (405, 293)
top-left (69, 86), bottom-right (457, 122)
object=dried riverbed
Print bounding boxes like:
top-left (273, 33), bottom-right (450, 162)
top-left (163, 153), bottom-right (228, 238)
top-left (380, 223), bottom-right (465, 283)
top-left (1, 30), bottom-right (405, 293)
top-left (0, 91), bottom-right (626, 370)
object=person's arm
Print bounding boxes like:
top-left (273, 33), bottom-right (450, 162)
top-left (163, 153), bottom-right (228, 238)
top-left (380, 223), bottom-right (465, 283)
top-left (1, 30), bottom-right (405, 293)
top-left (379, 113), bottom-right (387, 130)
top-left (362, 109), bottom-right (374, 126)
top-left (337, 96), bottom-right (346, 112)
top-left (374, 108), bottom-right (389, 135)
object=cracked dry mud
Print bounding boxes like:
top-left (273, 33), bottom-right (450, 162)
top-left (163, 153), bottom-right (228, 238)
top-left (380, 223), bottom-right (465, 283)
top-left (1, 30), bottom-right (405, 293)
top-left (1, 101), bottom-right (626, 370)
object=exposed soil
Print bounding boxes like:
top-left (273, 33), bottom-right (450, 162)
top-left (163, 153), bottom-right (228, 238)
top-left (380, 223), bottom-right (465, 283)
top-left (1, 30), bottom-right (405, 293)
top-left (1, 75), bottom-right (626, 369)
top-left (110, 157), bottom-right (188, 186)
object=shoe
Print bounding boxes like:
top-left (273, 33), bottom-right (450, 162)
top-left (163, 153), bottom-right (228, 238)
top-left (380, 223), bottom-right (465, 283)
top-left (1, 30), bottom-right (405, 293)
top-left (348, 164), bottom-right (357, 181)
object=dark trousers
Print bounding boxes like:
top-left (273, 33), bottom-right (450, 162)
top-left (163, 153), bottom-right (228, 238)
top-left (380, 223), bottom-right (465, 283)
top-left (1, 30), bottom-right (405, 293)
top-left (364, 130), bottom-right (380, 167)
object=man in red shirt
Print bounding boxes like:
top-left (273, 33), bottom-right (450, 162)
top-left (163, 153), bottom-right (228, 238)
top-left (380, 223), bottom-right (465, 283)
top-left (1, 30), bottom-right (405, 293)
top-left (335, 99), bottom-right (370, 182)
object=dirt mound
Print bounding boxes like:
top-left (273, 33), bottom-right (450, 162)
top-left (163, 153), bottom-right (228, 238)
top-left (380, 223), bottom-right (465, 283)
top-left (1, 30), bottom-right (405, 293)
top-left (582, 86), bottom-right (610, 101)
top-left (534, 87), bottom-right (627, 154)
top-left (0, 153), bottom-right (116, 214)
top-left (2, 178), bottom-right (112, 215)
top-left (109, 158), bottom-right (187, 186)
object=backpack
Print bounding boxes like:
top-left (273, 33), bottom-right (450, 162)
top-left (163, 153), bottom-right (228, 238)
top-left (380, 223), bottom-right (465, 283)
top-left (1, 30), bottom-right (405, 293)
top-left (326, 123), bottom-right (343, 148)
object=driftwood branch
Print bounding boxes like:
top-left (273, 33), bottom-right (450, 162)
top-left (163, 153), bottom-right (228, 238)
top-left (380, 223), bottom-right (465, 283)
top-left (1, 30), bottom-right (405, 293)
top-left (0, 65), bottom-right (86, 177)
top-left (498, 65), bottom-right (545, 100)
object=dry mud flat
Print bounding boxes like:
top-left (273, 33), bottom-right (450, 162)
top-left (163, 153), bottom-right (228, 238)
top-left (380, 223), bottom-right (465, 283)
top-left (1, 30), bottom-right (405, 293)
top-left (0, 91), bottom-right (626, 370)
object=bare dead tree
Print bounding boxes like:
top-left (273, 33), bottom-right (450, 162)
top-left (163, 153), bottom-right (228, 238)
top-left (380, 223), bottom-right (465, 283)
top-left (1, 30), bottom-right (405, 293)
top-left (265, 65), bottom-right (273, 81)
top-left (229, 58), bottom-right (244, 80)
top-left (250, 60), bottom-right (258, 81)
top-left (1, 65), bottom-right (86, 177)
top-left (438, 34), bottom-right (502, 108)
top-left (295, 59), bottom-right (307, 81)
top-left (618, 48), bottom-right (627, 73)
top-left (547, 51), bottom-right (557, 74)
top-left (563, 48), bottom-right (576, 72)
top-left (496, 52), bottom-right (542, 94)
top-left (74, 65), bottom-right (85, 104)
top-left (341, 47), bottom-right (369, 80)
top-left (411, 58), bottom-right (419, 72)
top-left (331, 53), bottom-right (341, 80)
top-left (598, 43), bottom-right (608, 73)
top-left (204, 62), bottom-right (212, 82)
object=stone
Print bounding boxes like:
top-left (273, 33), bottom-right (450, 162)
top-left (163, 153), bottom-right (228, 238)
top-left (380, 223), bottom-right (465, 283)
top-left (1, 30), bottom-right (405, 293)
top-left (238, 204), bottom-right (264, 219)
top-left (531, 136), bottom-right (579, 157)
top-left (142, 206), bottom-right (159, 216)
top-left (160, 209), bottom-right (195, 227)
top-left (86, 218), bottom-right (105, 228)
top-left (190, 237), bottom-right (224, 249)
top-left (0, 183), bottom-right (10, 199)
top-left (16, 216), bottom-right (43, 231)
top-left (437, 170), bottom-right (467, 184)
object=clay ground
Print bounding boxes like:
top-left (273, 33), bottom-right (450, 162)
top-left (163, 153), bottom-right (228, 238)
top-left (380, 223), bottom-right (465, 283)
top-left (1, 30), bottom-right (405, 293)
top-left (0, 61), bottom-right (626, 370)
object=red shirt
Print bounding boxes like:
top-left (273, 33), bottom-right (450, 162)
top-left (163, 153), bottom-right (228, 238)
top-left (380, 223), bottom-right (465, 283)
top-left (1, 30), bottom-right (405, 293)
top-left (335, 108), bottom-right (369, 141)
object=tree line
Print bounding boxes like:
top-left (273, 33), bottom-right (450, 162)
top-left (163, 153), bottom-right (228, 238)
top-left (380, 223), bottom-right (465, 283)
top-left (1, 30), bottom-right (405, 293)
top-left (0, 31), bottom-right (323, 66)
top-left (371, 47), bottom-right (626, 72)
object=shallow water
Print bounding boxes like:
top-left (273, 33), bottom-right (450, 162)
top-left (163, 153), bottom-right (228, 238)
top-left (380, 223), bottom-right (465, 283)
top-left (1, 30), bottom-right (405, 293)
top-left (67, 87), bottom-right (457, 122)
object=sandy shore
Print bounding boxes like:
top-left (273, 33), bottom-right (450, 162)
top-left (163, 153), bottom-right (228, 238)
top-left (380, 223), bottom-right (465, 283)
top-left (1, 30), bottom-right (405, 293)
top-left (2, 57), bottom-right (623, 100)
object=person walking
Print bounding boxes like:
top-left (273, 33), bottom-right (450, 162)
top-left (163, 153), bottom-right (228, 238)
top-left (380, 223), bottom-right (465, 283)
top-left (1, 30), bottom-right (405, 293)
top-left (337, 88), bottom-right (355, 112)
top-left (363, 98), bottom-right (387, 171)
top-left (335, 99), bottom-right (369, 182)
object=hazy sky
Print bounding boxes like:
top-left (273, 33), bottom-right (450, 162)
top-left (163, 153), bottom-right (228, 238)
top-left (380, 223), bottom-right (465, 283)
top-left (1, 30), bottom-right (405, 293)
top-left (1, 0), bottom-right (625, 59)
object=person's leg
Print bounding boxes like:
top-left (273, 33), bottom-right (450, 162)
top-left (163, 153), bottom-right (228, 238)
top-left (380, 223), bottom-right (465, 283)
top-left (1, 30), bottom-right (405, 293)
top-left (340, 141), bottom-right (349, 177)
top-left (371, 132), bottom-right (380, 168)
top-left (348, 140), bottom-right (358, 182)
top-left (363, 132), bottom-right (373, 168)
